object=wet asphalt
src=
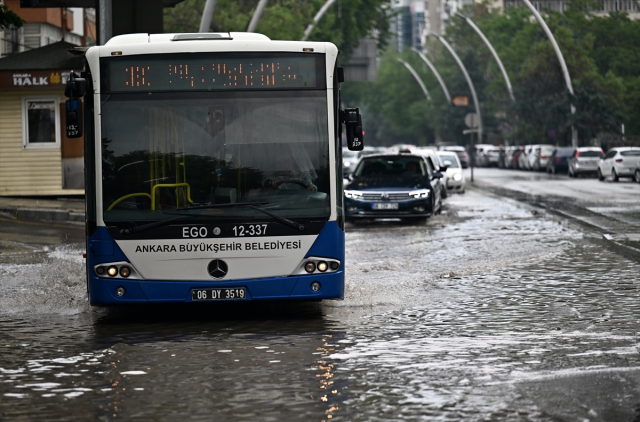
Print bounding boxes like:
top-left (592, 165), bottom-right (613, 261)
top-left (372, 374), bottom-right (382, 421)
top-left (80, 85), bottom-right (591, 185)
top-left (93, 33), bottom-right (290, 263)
top-left (1, 178), bottom-right (639, 421)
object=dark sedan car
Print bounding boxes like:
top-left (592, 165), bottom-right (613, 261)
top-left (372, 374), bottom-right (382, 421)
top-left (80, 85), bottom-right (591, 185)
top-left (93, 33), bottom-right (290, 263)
top-left (344, 154), bottom-right (443, 223)
top-left (546, 147), bottom-right (575, 174)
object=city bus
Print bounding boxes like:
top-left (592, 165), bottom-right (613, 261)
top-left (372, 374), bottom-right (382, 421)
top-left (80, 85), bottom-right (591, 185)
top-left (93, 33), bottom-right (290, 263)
top-left (65, 32), bottom-right (363, 305)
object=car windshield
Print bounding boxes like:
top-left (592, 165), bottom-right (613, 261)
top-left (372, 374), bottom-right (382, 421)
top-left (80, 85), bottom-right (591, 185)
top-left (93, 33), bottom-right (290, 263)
top-left (355, 156), bottom-right (426, 177)
top-left (101, 91), bottom-right (330, 223)
top-left (580, 150), bottom-right (602, 157)
top-left (438, 154), bottom-right (459, 168)
top-left (541, 147), bottom-right (555, 155)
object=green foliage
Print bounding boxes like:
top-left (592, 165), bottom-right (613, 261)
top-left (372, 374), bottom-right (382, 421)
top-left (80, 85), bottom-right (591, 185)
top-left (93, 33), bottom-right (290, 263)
top-left (0, 4), bottom-right (25, 31)
top-left (345, 1), bottom-right (632, 147)
top-left (164, 0), bottom-right (393, 57)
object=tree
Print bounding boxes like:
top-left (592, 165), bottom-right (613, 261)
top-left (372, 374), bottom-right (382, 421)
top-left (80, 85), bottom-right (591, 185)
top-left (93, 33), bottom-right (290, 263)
top-left (0, 4), bottom-right (25, 31)
top-left (164, 0), bottom-right (393, 57)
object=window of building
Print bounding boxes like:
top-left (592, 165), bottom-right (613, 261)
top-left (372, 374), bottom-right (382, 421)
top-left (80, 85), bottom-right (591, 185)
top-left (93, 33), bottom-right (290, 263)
top-left (21, 97), bottom-right (61, 149)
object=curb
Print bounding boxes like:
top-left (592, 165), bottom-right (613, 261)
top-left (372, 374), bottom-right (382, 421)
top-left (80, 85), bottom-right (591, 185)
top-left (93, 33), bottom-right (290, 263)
top-left (468, 181), bottom-right (640, 262)
top-left (0, 206), bottom-right (85, 224)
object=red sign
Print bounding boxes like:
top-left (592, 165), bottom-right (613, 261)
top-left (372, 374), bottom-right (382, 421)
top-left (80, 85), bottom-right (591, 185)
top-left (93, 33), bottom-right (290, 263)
top-left (452, 96), bottom-right (469, 107)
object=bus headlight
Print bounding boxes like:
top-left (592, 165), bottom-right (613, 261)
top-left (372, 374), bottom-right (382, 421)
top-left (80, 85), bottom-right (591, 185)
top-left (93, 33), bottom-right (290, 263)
top-left (119, 266), bottom-right (131, 277)
top-left (409, 189), bottom-right (430, 199)
top-left (344, 190), bottom-right (362, 199)
top-left (107, 266), bottom-right (118, 277)
top-left (317, 261), bottom-right (328, 272)
top-left (304, 262), bottom-right (316, 273)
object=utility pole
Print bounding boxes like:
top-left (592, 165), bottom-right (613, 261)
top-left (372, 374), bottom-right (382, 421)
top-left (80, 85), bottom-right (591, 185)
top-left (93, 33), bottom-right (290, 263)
top-left (98, 0), bottom-right (112, 45)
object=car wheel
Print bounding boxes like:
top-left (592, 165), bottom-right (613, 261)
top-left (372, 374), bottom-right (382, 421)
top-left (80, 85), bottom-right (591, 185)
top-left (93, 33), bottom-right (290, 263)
top-left (612, 168), bottom-right (619, 182)
top-left (635, 169), bottom-right (640, 184)
top-left (441, 186), bottom-right (448, 199)
top-left (598, 169), bottom-right (604, 181)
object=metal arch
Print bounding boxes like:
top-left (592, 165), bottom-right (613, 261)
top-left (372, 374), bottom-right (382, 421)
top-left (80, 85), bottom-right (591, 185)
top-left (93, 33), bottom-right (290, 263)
top-left (411, 47), bottom-right (452, 104)
top-left (397, 59), bottom-right (431, 101)
top-left (519, 0), bottom-right (577, 147)
top-left (430, 34), bottom-right (483, 144)
top-left (454, 13), bottom-right (515, 102)
top-left (247, 0), bottom-right (270, 33)
top-left (199, 0), bottom-right (218, 33)
top-left (302, 0), bottom-right (338, 41)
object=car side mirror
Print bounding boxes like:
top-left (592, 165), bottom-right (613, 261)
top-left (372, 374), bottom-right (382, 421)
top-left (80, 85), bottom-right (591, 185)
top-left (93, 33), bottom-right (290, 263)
top-left (342, 108), bottom-right (364, 151)
top-left (433, 172), bottom-right (443, 179)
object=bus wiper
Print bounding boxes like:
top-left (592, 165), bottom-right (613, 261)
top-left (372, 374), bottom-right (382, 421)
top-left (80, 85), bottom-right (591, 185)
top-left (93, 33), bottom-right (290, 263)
top-left (174, 202), bottom-right (306, 231)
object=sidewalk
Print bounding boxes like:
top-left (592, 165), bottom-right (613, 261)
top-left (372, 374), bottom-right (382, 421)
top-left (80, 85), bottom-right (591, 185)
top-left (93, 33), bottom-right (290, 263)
top-left (0, 196), bottom-right (85, 224)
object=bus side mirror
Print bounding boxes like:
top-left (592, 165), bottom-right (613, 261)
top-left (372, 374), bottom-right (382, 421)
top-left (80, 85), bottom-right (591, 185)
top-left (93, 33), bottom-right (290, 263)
top-left (65, 99), bottom-right (83, 138)
top-left (342, 108), bottom-right (364, 151)
top-left (64, 73), bottom-right (86, 139)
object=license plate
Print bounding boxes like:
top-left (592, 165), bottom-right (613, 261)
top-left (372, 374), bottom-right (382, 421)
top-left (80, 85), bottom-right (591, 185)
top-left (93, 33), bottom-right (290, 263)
top-left (372, 203), bottom-right (399, 210)
top-left (192, 287), bottom-right (246, 301)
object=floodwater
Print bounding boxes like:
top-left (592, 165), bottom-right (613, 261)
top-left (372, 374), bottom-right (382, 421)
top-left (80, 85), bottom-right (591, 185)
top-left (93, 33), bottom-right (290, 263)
top-left (1, 191), bottom-right (639, 421)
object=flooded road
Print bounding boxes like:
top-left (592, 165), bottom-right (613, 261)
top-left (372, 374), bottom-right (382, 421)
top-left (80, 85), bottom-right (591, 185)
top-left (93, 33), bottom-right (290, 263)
top-left (1, 190), bottom-right (639, 421)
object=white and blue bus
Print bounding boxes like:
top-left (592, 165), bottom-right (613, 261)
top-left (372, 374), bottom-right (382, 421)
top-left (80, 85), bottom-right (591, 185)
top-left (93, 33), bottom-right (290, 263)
top-left (66, 32), bottom-right (363, 305)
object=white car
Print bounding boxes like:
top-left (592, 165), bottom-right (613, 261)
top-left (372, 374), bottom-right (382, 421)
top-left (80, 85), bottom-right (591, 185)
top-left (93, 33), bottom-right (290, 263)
top-left (598, 147), bottom-right (640, 182)
top-left (519, 145), bottom-right (532, 170)
top-left (437, 151), bottom-right (465, 193)
top-left (343, 149), bottom-right (362, 178)
top-left (474, 144), bottom-right (496, 167)
top-left (530, 144), bottom-right (555, 171)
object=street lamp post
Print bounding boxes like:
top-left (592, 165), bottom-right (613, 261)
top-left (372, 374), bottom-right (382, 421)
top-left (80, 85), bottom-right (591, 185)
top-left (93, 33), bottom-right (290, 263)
top-left (430, 34), bottom-right (483, 151)
top-left (410, 47), bottom-right (452, 104)
top-left (454, 13), bottom-right (514, 102)
top-left (199, 0), bottom-right (218, 33)
top-left (247, 0), bottom-right (270, 33)
top-left (397, 59), bottom-right (431, 101)
top-left (520, 0), bottom-right (577, 148)
top-left (302, 0), bottom-right (338, 41)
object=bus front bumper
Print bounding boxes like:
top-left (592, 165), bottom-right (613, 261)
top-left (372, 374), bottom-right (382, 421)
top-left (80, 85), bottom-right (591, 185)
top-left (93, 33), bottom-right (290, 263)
top-left (87, 271), bottom-right (344, 305)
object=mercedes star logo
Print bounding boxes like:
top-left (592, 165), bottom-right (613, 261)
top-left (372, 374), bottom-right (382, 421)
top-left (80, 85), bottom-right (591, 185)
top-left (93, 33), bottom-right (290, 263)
top-left (207, 259), bottom-right (228, 279)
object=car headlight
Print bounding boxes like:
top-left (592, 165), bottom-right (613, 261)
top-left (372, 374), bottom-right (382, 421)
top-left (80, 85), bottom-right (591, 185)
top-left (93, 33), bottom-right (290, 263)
top-left (453, 173), bottom-right (462, 181)
top-left (409, 189), bottom-right (430, 199)
top-left (344, 161), bottom-right (351, 167)
top-left (344, 190), bottom-right (362, 199)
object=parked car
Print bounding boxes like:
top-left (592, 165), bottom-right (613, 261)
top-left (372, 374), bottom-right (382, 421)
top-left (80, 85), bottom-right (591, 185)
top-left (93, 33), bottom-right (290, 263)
top-left (344, 153), bottom-right (443, 223)
top-left (546, 147), bottom-right (575, 174)
top-left (530, 144), bottom-right (555, 171)
top-left (485, 147), bottom-right (501, 167)
top-left (509, 147), bottom-right (524, 169)
top-left (442, 145), bottom-right (469, 168)
top-left (518, 145), bottom-right (532, 170)
top-left (416, 148), bottom-right (450, 198)
top-left (342, 149), bottom-right (362, 179)
top-left (597, 147), bottom-right (640, 182)
top-left (437, 151), bottom-right (465, 193)
top-left (568, 147), bottom-right (604, 177)
top-left (474, 144), bottom-right (495, 167)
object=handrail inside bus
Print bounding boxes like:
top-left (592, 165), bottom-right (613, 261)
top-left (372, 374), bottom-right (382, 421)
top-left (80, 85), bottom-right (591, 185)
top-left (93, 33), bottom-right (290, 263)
top-left (107, 193), bottom-right (153, 211)
top-left (151, 183), bottom-right (193, 210)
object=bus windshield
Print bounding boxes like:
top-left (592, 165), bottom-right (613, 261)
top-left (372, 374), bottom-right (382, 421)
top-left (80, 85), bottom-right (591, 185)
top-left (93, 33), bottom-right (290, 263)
top-left (101, 91), bottom-right (330, 224)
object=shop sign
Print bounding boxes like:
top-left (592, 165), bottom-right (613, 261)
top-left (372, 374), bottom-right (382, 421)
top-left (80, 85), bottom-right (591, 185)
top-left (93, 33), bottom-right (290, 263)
top-left (0, 70), bottom-right (81, 89)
